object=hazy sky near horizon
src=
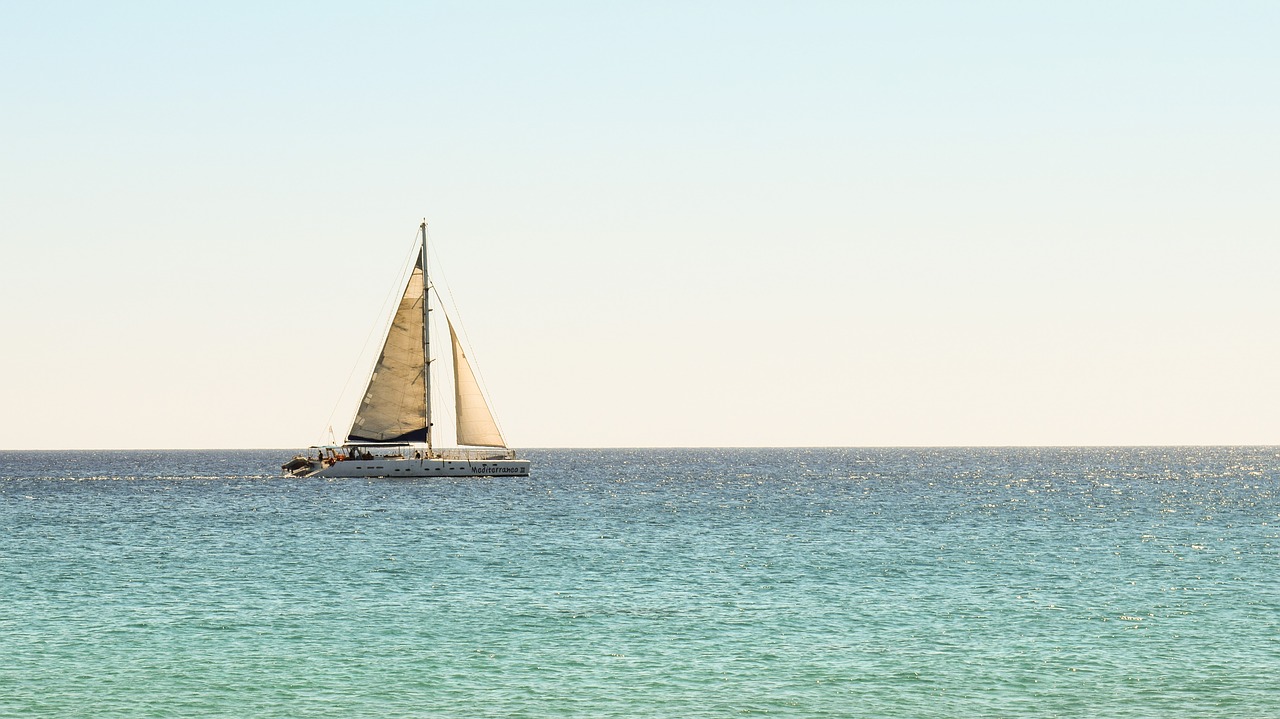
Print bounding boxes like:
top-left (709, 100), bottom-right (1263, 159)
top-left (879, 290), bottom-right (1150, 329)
top-left (2, 1), bottom-right (1278, 449)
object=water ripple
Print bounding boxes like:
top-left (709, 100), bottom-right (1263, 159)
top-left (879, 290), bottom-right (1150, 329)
top-left (1, 447), bottom-right (1278, 717)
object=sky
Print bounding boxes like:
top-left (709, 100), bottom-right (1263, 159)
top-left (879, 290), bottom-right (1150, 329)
top-left (2, 1), bottom-right (1278, 449)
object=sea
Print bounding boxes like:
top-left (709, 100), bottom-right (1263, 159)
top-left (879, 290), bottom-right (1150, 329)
top-left (1, 447), bottom-right (1277, 718)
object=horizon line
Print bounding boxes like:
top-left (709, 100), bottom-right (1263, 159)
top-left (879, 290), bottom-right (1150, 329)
top-left (2, 444), bottom-right (1278, 452)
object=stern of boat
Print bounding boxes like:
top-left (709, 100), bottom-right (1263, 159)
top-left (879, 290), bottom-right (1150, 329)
top-left (282, 455), bottom-right (323, 478)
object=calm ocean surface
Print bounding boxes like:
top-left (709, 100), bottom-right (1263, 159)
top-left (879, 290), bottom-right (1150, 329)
top-left (1, 447), bottom-right (1277, 718)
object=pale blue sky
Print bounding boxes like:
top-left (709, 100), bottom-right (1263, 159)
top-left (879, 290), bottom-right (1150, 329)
top-left (2, 2), bottom-right (1278, 448)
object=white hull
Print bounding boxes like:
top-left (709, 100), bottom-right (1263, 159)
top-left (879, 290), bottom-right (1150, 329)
top-left (292, 455), bottom-right (530, 479)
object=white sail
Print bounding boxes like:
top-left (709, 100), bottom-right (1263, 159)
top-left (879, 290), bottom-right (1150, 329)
top-left (348, 260), bottom-right (427, 443)
top-left (449, 318), bottom-right (506, 448)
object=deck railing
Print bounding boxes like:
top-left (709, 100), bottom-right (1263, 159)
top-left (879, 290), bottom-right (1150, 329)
top-left (329, 445), bottom-right (518, 462)
top-left (434, 448), bottom-right (517, 461)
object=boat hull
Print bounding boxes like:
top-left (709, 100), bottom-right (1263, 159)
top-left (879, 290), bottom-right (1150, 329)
top-left (290, 456), bottom-right (530, 479)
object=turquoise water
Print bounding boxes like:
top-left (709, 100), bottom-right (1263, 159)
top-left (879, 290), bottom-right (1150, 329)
top-left (1, 447), bottom-right (1277, 717)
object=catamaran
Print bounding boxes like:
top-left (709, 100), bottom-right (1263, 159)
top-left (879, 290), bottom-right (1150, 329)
top-left (283, 221), bottom-right (530, 478)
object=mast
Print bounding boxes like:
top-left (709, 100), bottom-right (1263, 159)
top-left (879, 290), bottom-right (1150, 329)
top-left (421, 220), bottom-right (433, 455)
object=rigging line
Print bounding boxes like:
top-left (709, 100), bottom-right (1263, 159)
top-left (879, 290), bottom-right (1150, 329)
top-left (316, 228), bottom-right (423, 445)
top-left (427, 285), bottom-right (458, 442)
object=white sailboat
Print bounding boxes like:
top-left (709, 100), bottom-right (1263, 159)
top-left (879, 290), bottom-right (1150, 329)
top-left (283, 221), bottom-right (530, 478)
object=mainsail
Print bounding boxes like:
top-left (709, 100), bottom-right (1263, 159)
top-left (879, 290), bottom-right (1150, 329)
top-left (348, 259), bottom-right (427, 443)
top-left (449, 318), bottom-right (506, 447)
